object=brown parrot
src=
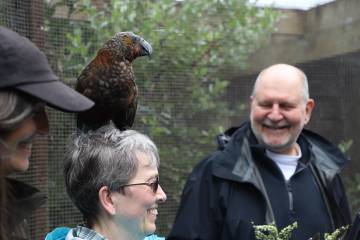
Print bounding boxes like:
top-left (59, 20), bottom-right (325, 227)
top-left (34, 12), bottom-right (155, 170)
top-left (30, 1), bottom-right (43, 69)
top-left (75, 32), bottom-right (152, 131)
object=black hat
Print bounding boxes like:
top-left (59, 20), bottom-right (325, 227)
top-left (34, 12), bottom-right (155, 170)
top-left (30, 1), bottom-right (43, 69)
top-left (0, 27), bottom-right (94, 112)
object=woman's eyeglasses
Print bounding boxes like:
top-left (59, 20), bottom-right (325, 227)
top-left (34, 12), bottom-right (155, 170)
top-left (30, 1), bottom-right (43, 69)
top-left (120, 176), bottom-right (159, 193)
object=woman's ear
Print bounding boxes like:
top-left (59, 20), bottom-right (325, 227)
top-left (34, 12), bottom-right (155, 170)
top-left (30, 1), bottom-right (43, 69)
top-left (98, 186), bottom-right (116, 215)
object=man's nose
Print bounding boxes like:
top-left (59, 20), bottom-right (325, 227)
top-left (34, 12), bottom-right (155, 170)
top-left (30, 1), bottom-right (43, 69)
top-left (267, 104), bottom-right (283, 121)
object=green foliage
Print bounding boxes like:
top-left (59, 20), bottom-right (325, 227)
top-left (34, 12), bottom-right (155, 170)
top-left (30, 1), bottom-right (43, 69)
top-left (45, 0), bottom-right (279, 208)
top-left (46, 0), bottom-right (278, 209)
top-left (254, 222), bottom-right (297, 240)
top-left (324, 225), bottom-right (348, 240)
top-left (345, 172), bottom-right (360, 212)
top-left (336, 139), bottom-right (360, 214)
top-left (338, 139), bottom-right (353, 154)
top-left (254, 222), bottom-right (348, 240)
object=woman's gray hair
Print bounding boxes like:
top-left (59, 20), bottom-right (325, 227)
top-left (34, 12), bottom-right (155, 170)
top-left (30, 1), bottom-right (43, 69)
top-left (0, 90), bottom-right (35, 132)
top-left (64, 124), bottom-right (160, 226)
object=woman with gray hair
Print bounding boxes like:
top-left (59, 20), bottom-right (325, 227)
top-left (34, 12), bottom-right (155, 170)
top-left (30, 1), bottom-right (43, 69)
top-left (47, 125), bottom-right (167, 240)
top-left (0, 27), bottom-right (93, 239)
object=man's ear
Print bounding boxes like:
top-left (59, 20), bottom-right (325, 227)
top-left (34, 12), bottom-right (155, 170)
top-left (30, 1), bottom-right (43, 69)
top-left (304, 98), bottom-right (315, 124)
top-left (249, 95), bottom-right (254, 104)
top-left (98, 186), bottom-right (116, 215)
top-left (249, 95), bottom-right (255, 110)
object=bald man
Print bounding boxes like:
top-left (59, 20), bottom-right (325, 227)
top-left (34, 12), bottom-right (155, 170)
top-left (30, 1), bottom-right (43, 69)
top-left (168, 64), bottom-right (351, 240)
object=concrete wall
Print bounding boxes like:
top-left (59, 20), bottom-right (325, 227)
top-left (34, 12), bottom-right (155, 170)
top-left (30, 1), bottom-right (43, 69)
top-left (245, 0), bottom-right (360, 74)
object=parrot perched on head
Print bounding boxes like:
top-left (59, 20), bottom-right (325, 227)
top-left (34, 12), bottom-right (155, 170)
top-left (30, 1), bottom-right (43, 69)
top-left (75, 32), bottom-right (153, 131)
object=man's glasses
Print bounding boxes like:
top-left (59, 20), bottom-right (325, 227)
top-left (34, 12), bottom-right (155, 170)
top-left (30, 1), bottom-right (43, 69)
top-left (120, 176), bottom-right (159, 193)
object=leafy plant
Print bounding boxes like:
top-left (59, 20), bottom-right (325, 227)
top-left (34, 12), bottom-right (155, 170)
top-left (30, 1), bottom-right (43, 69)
top-left (338, 139), bottom-right (353, 154)
top-left (344, 172), bottom-right (360, 213)
top-left (336, 139), bottom-right (360, 214)
top-left (254, 222), bottom-right (297, 240)
top-left (253, 222), bottom-right (348, 240)
top-left (324, 226), bottom-right (348, 240)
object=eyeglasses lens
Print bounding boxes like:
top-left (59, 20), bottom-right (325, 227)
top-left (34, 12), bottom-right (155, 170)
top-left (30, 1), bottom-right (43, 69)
top-left (151, 178), bottom-right (159, 193)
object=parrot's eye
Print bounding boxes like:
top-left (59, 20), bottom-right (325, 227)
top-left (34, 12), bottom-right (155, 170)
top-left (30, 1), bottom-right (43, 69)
top-left (131, 35), bottom-right (138, 42)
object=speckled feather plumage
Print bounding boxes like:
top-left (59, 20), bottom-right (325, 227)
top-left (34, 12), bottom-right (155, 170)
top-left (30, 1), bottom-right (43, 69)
top-left (76, 32), bottom-right (152, 131)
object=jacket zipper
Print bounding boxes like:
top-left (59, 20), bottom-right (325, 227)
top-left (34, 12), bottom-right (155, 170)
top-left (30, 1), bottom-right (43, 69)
top-left (286, 180), bottom-right (294, 211)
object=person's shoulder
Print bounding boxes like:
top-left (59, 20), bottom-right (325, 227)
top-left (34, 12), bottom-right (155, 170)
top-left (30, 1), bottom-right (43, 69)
top-left (187, 123), bottom-right (251, 181)
top-left (302, 129), bottom-right (347, 157)
top-left (144, 235), bottom-right (165, 240)
top-left (44, 228), bottom-right (164, 240)
top-left (302, 128), bottom-right (349, 166)
top-left (189, 148), bottom-right (228, 179)
top-left (216, 123), bottom-right (251, 150)
top-left (44, 227), bottom-right (70, 240)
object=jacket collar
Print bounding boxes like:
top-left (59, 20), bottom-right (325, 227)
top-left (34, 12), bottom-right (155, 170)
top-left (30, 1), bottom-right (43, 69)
top-left (212, 122), bottom-right (258, 183)
top-left (212, 121), bottom-right (349, 183)
top-left (6, 177), bottom-right (47, 227)
top-left (303, 129), bottom-right (349, 178)
top-left (213, 122), bottom-right (276, 223)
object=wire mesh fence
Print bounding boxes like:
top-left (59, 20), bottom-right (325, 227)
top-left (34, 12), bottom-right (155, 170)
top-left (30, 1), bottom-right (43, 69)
top-left (2, 0), bottom-right (360, 239)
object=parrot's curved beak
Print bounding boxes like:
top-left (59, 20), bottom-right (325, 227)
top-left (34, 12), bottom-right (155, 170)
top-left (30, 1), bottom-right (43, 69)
top-left (140, 38), bottom-right (153, 58)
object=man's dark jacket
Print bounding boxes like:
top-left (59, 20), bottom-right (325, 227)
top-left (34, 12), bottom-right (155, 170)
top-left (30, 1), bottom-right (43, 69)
top-left (168, 122), bottom-right (351, 240)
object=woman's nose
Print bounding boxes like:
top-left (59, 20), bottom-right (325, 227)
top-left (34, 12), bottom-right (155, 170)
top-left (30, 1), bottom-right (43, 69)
top-left (156, 184), bottom-right (167, 203)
